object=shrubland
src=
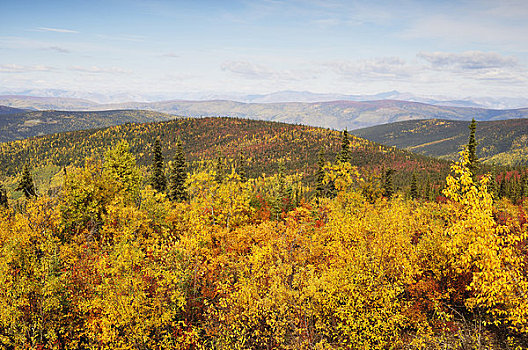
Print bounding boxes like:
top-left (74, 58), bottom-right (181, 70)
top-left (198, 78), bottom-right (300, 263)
top-left (0, 138), bottom-right (527, 349)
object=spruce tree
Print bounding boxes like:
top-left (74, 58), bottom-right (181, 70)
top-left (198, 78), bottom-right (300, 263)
top-left (410, 172), bottom-right (418, 200)
top-left (521, 171), bottom-right (528, 200)
top-left (16, 164), bottom-right (37, 198)
top-left (0, 183), bottom-right (8, 208)
top-left (337, 129), bottom-right (350, 163)
top-left (488, 170), bottom-right (497, 199)
top-left (467, 118), bottom-right (479, 175)
top-left (315, 148), bottom-right (326, 197)
top-left (384, 169), bottom-right (394, 199)
top-left (498, 177), bottom-right (506, 199)
top-left (238, 153), bottom-right (247, 182)
top-left (214, 156), bottom-right (225, 183)
top-left (150, 138), bottom-right (166, 192)
top-left (424, 177), bottom-right (431, 201)
top-left (169, 139), bottom-right (187, 202)
top-left (272, 163), bottom-right (287, 220)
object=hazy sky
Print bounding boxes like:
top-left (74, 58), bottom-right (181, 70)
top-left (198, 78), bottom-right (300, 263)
top-left (1, 0), bottom-right (527, 99)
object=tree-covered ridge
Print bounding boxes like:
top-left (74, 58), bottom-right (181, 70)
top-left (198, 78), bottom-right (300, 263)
top-left (0, 142), bottom-right (526, 349)
top-left (0, 109), bottom-right (176, 142)
top-left (0, 105), bottom-right (27, 115)
top-left (352, 118), bottom-right (528, 165)
top-left (0, 117), bottom-right (450, 193)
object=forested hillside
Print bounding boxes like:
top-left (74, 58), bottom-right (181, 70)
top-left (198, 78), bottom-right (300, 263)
top-left (0, 117), bottom-right (450, 202)
top-left (0, 109), bottom-right (176, 142)
top-left (0, 105), bottom-right (27, 115)
top-left (352, 118), bottom-right (528, 165)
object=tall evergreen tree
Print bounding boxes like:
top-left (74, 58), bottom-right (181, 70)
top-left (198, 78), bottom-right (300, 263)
top-left (337, 129), bottom-right (350, 163)
top-left (150, 138), bottom-right (166, 192)
top-left (521, 171), bottom-right (528, 200)
top-left (315, 147), bottom-right (326, 198)
top-left (238, 153), bottom-right (247, 183)
top-left (272, 162), bottom-right (287, 220)
top-left (498, 177), bottom-right (506, 199)
top-left (383, 169), bottom-right (394, 199)
top-left (467, 118), bottom-right (479, 175)
top-left (214, 156), bottom-right (225, 184)
top-left (169, 139), bottom-right (187, 202)
top-left (0, 183), bottom-right (8, 208)
top-left (16, 164), bottom-right (37, 198)
top-left (410, 172), bottom-right (418, 200)
top-left (488, 170), bottom-right (497, 199)
top-left (424, 177), bottom-right (431, 201)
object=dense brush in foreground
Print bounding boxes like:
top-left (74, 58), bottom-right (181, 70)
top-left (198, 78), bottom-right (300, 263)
top-left (0, 142), bottom-right (527, 349)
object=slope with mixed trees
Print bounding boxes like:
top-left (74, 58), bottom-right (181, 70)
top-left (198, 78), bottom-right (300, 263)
top-left (0, 109), bottom-right (176, 142)
top-left (352, 118), bottom-right (528, 165)
top-left (0, 116), bottom-right (527, 348)
top-left (0, 117), bottom-right (450, 202)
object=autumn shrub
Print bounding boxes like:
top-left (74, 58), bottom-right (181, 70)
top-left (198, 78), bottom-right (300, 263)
top-left (0, 144), bottom-right (527, 349)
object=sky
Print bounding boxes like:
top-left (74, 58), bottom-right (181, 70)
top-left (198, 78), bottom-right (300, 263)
top-left (1, 0), bottom-right (528, 101)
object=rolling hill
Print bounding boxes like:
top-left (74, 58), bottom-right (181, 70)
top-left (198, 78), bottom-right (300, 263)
top-left (351, 118), bottom-right (528, 165)
top-left (0, 95), bottom-right (99, 110)
top-left (0, 109), bottom-right (176, 142)
top-left (2, 95), bottom-right (528, 131)
top-left (0, 117), bottom-right (450, 196)
top-left (123, 99), bottom-right (528, 130)
top-left (0, 106), bottom-right (27, 115)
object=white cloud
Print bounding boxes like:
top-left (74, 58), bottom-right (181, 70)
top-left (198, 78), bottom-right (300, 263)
top-left (70, 66), bottom-right (129, 74)
top-left (221, 60), bottom-right (318, 81)
top-left (417, 51), bottom-right (527, 83)
top-left (162, 52), bottom-right (180, 58)
top-left (46, 46), bottom-right (71, 54)
top-left (312, 18), bottom-right (342, 28)
top-left (0, 64), bottom-right (55, 73)
top-left (325, 57), bottom-right (415, 80)
top-left (480, 0), bottom-right (528, 19)
top-left (96, 34), bottom-right (146, 42)
top-left (399, 14), bottom-right (528, 48)
top-left (36, 27), bottom-right (79, 34)
top-left (418, 51), bottom-right (518, 70)
top-left (222, 61), bottom-right (274, 79)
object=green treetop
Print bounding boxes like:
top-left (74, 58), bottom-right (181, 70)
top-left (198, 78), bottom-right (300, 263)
top-left (214, 156), bottom-right (225, 184)
top-left (16, 163), bottom-right (37, 198)
top-left (384, 168), bottom-right (394, 199)
top-left (315, 147), bottom-right (326, 198)
top-left (410, 172), bottom-right (418, 200)
top-left (467, 118), bottom-right (479, 175)
top-left (169, 139), bottom-right (188, 202)
top-left (337, 129), bottom-right (350, 163)
top-left (238, 153), bottom-right (247, 183)
top-left (150, 138), bottom-right (166, 193)
top-left (0, 182), bottom-right (8, 207)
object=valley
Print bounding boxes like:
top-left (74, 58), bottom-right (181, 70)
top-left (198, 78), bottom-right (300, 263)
top-left (352, 118), bottom-right (528, 165)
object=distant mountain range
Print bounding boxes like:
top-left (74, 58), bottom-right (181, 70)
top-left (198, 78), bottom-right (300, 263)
top-left (2, 96), bottom-right (528, 131)
top-left (352, 118), bottom-right (528, 166)
top-left (2, 89), bottom-right (528, 109)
